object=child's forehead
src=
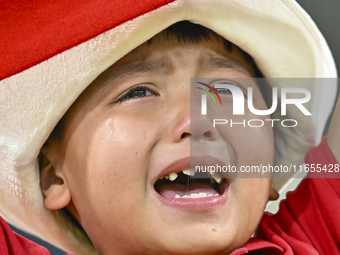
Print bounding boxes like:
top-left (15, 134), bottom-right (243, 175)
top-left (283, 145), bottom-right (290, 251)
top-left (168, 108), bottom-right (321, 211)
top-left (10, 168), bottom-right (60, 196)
top-left (107, 32), bottom-right (255, 79)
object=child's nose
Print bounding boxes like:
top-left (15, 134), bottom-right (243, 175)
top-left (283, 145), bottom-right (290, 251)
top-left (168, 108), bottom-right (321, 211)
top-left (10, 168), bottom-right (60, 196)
top-left (171, 98), bottom-right (218, 143)
top-left (190, 114), bottom-right (218, 141)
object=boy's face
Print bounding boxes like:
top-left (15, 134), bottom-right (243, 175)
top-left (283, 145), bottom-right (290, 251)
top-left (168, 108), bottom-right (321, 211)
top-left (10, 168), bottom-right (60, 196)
top-left (45, 33), bottom-right (274, 254)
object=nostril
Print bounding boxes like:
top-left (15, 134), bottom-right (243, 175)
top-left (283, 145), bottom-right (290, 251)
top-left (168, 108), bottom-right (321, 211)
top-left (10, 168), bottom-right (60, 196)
top-left (181, 132), bottom-right (190, 139)
top-left (203, 131), bottom-right (211, 137)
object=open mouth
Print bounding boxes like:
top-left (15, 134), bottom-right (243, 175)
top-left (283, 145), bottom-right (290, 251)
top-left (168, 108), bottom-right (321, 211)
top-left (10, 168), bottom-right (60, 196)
top-left (154, 169), bottom-right (228, 199)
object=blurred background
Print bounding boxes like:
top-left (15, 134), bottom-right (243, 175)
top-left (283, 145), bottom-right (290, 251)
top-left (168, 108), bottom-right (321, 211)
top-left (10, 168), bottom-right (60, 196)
top-left (8, 0), bottom-right (340, 254)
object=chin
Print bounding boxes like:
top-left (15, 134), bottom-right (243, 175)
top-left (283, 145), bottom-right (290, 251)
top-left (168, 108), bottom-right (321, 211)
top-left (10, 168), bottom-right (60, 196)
top-left (159, 243), bottom-right (230, 255)
top-left (148, 230), bottom-right (234, 255)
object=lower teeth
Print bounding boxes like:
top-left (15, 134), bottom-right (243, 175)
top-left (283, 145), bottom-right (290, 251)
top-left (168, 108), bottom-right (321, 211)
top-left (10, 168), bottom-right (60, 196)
top-left (174, 193), bottom-right (219, 199)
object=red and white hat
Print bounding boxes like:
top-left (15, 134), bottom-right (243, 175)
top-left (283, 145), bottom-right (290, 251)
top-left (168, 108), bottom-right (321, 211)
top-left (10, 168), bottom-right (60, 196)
top-left (0, 0), bottom-right (337, 253)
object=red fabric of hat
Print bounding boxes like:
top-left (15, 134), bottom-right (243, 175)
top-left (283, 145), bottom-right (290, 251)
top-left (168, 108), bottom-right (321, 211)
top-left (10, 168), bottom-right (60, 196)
top-left (0, 0), bottom-right (174, 81)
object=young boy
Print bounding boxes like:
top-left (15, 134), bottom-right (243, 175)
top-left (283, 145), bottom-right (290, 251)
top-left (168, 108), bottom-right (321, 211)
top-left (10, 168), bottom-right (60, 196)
top-left (0, 0), bottom-right (338, 255)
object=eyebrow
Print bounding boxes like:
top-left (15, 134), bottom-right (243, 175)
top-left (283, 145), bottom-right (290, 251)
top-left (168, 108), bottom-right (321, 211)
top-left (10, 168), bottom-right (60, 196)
top-left (197, 53), bottom-right (253, 76)
top-left (98, 56), bottom-right (174, 89)
top-left (98, 53), bottom-right (252, 89)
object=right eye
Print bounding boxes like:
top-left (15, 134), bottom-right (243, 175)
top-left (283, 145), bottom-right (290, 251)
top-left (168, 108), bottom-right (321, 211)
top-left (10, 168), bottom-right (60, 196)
top-left (110, 84), bottom-right (159, 105)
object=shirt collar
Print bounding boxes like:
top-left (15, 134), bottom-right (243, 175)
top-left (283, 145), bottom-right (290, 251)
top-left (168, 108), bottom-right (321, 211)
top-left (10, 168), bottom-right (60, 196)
top-left (230, 238), bottom-right (284, 255)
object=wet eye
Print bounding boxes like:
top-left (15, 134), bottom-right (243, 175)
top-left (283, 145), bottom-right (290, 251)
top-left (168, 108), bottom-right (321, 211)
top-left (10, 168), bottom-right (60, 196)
top-left (114, 85), bottom-right (158, 104)
top-left (125, 88), bottom-right (152, 98)
top-left (214, 87), bottom-right (232, 95)
top-left (210, 80), bottom-right (247, 99)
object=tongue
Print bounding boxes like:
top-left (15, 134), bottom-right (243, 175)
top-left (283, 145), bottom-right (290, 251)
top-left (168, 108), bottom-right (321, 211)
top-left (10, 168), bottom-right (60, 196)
top-left (157, 183), bottom-right (219, 198)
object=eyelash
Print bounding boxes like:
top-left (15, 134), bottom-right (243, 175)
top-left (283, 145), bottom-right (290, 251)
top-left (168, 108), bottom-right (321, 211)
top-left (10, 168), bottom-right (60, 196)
top-left (113, 84), bottom-right (159, 104)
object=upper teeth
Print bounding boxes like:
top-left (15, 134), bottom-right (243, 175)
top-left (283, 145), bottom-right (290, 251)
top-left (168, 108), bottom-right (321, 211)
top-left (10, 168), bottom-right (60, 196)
top-left (209, 171), bottom-right (223, 184)
top-left (168, 172), bottom-right (178, 181)
top-left (160, 169), bottom-right (224, 184)
top-left (182, 169), bottom-right (195, 176)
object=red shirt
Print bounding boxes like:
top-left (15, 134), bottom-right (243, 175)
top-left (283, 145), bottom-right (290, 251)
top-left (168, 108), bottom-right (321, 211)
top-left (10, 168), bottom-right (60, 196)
top-left (0, 137), bottom-right (339, 254)
top-left (231, 137), bottom-right (340, 255)
top-left (0, 218), bottom-right (51, 255)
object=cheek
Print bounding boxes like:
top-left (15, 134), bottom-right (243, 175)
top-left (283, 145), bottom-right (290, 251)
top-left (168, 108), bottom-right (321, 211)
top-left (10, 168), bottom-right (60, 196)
top-left (59, 113), bottom-right (169, 253)
top-left (226, 178), bottom-right (271, 241)
top-left (216, 113), bottom-right (274, 168)
top-left (235, 122), bottom-right (274, 167)
top-left (61, 114), bottom-right (159, 234)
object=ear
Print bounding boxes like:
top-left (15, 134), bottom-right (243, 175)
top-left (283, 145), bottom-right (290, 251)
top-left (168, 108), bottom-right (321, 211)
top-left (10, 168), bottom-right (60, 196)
top-left (39, 145), bottom-right (71, 210)
top-left (268, 187), bottom-right (279, 201)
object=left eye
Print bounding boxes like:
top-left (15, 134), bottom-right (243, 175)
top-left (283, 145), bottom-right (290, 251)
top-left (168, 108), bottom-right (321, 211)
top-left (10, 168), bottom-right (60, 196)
top-left (115, 85), bottom-right (158, 104)
top-left (210, 79), bottom-right (247, 98)
top-left (213, 87), bottom-right (232, 95)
